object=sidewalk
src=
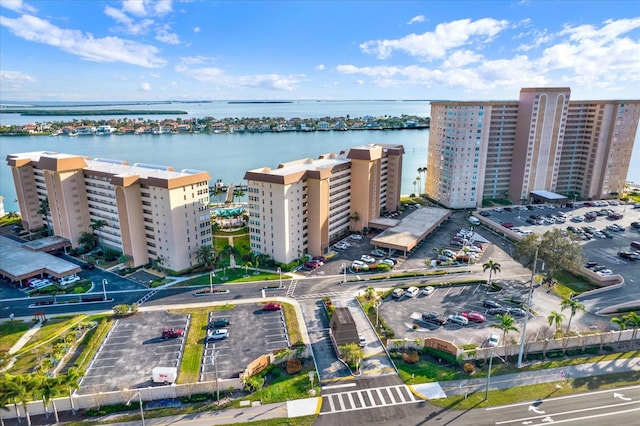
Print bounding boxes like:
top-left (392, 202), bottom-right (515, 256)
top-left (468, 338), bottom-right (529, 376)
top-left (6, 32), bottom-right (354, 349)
top-left (412, 356), bottom-right (640, 398)
top-left (8, 319), bottom-right (42, 355)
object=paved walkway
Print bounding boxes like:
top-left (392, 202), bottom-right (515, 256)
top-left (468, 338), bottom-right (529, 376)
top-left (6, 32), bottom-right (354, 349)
top-left (8, 319), bottom-right (42, 355)
top-left (412, 356), bottom-right (640, 398)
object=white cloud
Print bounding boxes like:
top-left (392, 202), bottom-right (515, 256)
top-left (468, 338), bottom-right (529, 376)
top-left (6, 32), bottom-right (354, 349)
top-left (360, 18), bottom-right (509, 60)
top-left (140, 82), bottom-right (152, 91)
top-left (104, 5), bottom-right (153, 35)
top-left (0, 69), bottom-right (36, 83)
top-left (0, 14), bottom-right (166, 68)
top-left (193, 26), bottom-right (200, 33)
top-left (442, 50), bottom-right (483, 68)
top-left (315, 64), bottom-right (325, 71)
top-left (154, 0), bottom-right (173, 15)
top-left (407, 15), bottom-right (425, 25)
top-left (179, 55), bottom-right (216, 65)
top-left (156, 28), bottom-right (179, 44)
top-left (177, 65), bottom-right (303, 91)
top-left (0, 0), bottom-right (36, 13)
top-left (122, 0), bottom-right (146, 16)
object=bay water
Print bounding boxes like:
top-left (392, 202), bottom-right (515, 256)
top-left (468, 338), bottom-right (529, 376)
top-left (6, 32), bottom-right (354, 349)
top-left (0, 100), bottom-right (430, 213)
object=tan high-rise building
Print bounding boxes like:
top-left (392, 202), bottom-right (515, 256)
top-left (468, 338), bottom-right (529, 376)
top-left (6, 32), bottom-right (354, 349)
top-left (244, 144), bottom-right (404, 264)
top-left (426, 88), bottom-right (640, 208)
top-left (6, 151), bottom-right (211, 272)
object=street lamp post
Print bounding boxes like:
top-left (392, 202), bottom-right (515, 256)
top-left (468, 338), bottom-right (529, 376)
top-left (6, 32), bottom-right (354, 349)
top-left (126, 390), bottom-right (145, 426)
top-left (485, 349), bottom-right (494, 400)
top-left (209, 271), bottom-right (215, 293)
top-left (517, 247), bottom-right (543, 368)
top-left (375, 300), bottom-right (381, 327)
top-left (101, 279), bottom-right (108, 301)
top-left (277, 267), bottom-right (282, 288)
top-left (211, 344), bottom-right (220, 405)
top-left (341, 263), bottom-right (346, 284)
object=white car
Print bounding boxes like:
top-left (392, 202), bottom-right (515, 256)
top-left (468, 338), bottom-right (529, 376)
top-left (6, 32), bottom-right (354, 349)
top-left (391, 288), bottom-right (405, 298)
top-left (597, 269), bottom-right (613, 276)
top-left (487, 333), bottom-right (500, 347)
top-left (350, 234), bottom-right (363, 241)
top-left (406, 286), bottom-right (419, 298)
top-left (358, 334), bottom-right (366, 347)
top-left (379, 259), bottom-right (395, 267)
top-left (206, 329), bottom-right (229, 341)
top-left (361, 255), bottom-right (376, 263)
top-left (421, 286), bottom-right (435, 296)
top-left (59, 275), bottom-right (81, 286)
top-left (447, 314), bottom-right (469, 326)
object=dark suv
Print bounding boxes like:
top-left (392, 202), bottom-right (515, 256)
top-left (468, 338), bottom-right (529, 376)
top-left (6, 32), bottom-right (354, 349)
top-left (421, 312), bottom-right (447, 326)
top-left (483, 300), bottom-right (502, 309)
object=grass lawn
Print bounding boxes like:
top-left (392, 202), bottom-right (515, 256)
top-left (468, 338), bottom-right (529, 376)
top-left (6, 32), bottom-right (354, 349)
top-left (282, 303), bottom-right (302, 346)
top-left (178, 268), bottom-right (288, 287)
top-left (0, 320), bottom-right (31, 353)
top-left (429, 371), bottom-right (640, 409)
top-left (396, 356), bottom-right (464, 385)
top-left (248, 370), bottom-right (319, 404)
top-left (552, 270), bottom-right (598, 299)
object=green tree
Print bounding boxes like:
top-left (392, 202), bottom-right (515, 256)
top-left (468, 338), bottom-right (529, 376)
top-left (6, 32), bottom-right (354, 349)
top-left (90, 219), bottom-right (108, 251)
top-left (547, 311), bottom-right (565, 336)
top-left (492, 314), bottom-right (519, 348)
top-left (194, 244), bottom-right (215, 269)
top-left (365, 286), bottom-right (376, 301)
top-left (37, 198), bottom-right (51, 236)
top-left (117, 254), bottom-right (131, 266)
top-left (211, 221), bottom-right (221, 234)
top-left (515, 230), bottom-right (584, 283)
top-left (78, 231), bottom-right (97, 251)
top-left (349, 211), bottom-right (360, 231)
top-left (4, 374), bottom-right (37, 425)
top-left (59, 367), bottom-right (83, 415)
top-left (623, 312), bottom-right (640, 347)
top-left (611, 316), bottom-right (627, 346)
top-left (560, 297), bottom-right (585, 335)
top-left (339, 343), bottom-right (363, 371)
top-left (37, 374), bottom-right (59, 423)
top-left (482, 260), bottom-right (501, 287)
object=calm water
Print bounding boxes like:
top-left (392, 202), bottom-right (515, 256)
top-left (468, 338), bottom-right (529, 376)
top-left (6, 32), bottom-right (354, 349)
top-left (0, 129), bottom-right (429, 213)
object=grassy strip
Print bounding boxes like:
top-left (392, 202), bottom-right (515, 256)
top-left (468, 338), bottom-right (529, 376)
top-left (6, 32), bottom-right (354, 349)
top-left (16, 315), bottom-right (85, 355)
top-left (0, 320), bottom-right (30, 353)
top-left (429, 371), bottom-right (640, 409)
top-left (65, 412), bottom-right (315, 426)
top-left (176, 268), bottom-right (288, 287)
top-left (75, 316), bottom-right (113, 371)
top-left (170, 306), bottom-right (235, 383)
top-left (247, 372), bottom-right (319, 404)
top-left (397, 356), bottom-right (464, 384)
top-left (282, 303), bottom-right (302, 346)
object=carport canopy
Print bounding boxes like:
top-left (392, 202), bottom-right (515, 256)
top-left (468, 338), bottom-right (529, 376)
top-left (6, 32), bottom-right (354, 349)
top-left (0, 236), bottom-right (81, 283)
top-left (370, 207), bottom-right (451, 256)
top-left (529, 190), bottom-right (568, 205)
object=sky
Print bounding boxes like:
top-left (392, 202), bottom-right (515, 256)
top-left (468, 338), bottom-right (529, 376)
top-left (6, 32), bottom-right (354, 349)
top-left (1, 0), bottom-right (639, 102)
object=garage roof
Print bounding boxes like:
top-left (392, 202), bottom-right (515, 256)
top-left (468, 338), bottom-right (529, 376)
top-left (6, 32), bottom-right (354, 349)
top-left (530, 190), bottom-right (568, 202)
top-left (371, 207), bottom-right (451, 252)
top-left (0, 236), bottom-right (81, 282)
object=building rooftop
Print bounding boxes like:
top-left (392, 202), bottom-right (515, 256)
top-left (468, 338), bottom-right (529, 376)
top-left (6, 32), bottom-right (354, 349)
top-left (372, 207), bottom-right (452, 252)
top-left (0, 236), bottom-right (81, 281)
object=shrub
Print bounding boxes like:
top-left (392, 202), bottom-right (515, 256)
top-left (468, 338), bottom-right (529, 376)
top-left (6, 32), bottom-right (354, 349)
top-left (402, 351), bottom-right (419, 364)
top-left (271, 367), bottom-right (281, 377)
top-left (286, 358), bottom-right (303, 375)
top-left (463, 362), bottom-right (476, 374)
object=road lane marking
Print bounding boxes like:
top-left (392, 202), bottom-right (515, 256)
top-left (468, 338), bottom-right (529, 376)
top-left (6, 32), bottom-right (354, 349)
top-left (494, 400), bottom-right (640, 424)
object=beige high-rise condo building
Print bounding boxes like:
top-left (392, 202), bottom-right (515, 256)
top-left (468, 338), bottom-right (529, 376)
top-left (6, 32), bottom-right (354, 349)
top-left (426, 88), bottom-right (640, 209)
top-left (6, 151), bottom-right (211, 272)
top-left (244, 144), bottom-right (404, 264)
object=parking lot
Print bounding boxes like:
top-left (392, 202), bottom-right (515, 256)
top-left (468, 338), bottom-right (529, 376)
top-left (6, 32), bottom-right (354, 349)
top-left (200, 303), bottom-right (289, 381)
top-left (80, 311), bottom-right (189, 392)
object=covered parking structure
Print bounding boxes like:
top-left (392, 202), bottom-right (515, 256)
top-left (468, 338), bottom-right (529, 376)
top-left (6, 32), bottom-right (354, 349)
top-left (0, 236), bottom-right (81, 284)
top-left (370, 207), bottom-right (451, 257)
top-left (529, 190), bottom-right (568, 207)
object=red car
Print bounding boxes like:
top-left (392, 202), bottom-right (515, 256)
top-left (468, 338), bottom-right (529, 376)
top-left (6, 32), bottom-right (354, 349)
top-left (304, 261), bottom-right (319, 270)
top-left (461, 311), bottom-right (485, 322)
top-left (161, 328), bottom-right (184, 339)
top-left (263, 302), bottom-right (282, 311)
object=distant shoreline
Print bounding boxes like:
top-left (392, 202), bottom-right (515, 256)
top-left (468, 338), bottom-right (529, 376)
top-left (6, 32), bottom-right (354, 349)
top-left (1, 109), bottom-right (188, 116)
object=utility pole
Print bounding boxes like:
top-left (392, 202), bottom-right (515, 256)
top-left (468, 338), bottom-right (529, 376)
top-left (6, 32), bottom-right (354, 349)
top-left (518, 247), bottom-right (541, 367)
top-left (485, 350), bottom-right (494, 400)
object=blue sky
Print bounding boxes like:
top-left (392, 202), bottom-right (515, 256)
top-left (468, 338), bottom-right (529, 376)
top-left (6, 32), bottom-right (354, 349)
top-left (1, 0), bottom-right (639, 102)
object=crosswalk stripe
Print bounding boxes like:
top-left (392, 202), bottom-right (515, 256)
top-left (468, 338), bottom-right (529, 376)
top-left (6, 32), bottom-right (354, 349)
top-left (320, 385), bottom-right (420, 415)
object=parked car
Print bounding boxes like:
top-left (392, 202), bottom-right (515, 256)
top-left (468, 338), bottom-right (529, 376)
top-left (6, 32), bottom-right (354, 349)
top-left (206, 329), bottom-right (229, 341)
top-left (405, 286), bottom-right (419, 298)
top-left (509, 307), bottom-right (526, 317)
top-left (487, 307), bottom-right (511, 316)
top-left (618, 251), bottom-right (640, 261)
top-left (483, 300), bottom-right (502, 309)
top-left (81, 263), bottom-right (95, 270)
top-left (447, 314), bottom-right (469, 326)
top-left (380, 259), bottom-right (395, 267)
top-left (361, 255), bottom-right (376, 263)
top-left (391, 288), bottom-right (405, 298)
top-left (161, 328), bottom-right (184, 339)
top-left (209, 318), bottom-right (230, 328)
top-left (487, 333), bottom-right (500, 347)
top-left (631, 241), bottom-right (640, 250)
top-left (312, 256), bottom-right (326, 265)
top-left (421, 286), bottom-right (435, 296)
top-left (461, 311), bottom-right (486, 322)
top-left (479, 210), bottom-right (491, 217)
top-left (262, 302), bottom-right (282, 311)
top-left (59, 275), bottom-right (81, 286)
top-left (371, 249), bottom-right (386, 257)
top-left (358, 334), bottom-right (366, 347)
top-left (422, 311), bottom-right (447, 326)
top-left (350, 234), bottom-right (363, 241)
top-left (304, 261), bottom-right (319, 270)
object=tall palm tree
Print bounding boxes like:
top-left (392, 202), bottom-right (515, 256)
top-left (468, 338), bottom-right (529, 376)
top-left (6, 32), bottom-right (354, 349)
top-left (492, 314), bottom-right (519, 355)
top-left (90, 219), bottom-right (108, 251)
top-left (623, 312), bottom-right (640, 347)
top-left (37, 375), bottom-right (59, 423)
top-left (483, 260), bottom-right (501, 287)
top-left (416, 175), bottom-right (421, 194)
top-left (547, 311), bottom-right (565, 336)
top-left (5, 374), bottom-right (36, 425)
top-left (37, 198), bottom-right (51, 236)
top-left (349, 212), bottom-right (360, 231)
top-left (611, 316), bottom-right (627, 346)
top-left (194, 244), bottom-right (215, 269)
top-left (59, 367), bottom-right (83, 415)
top-left (560, 297), bottom-right (585, 335)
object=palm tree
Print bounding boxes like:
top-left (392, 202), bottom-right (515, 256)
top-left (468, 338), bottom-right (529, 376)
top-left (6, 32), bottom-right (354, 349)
top-left (37, 198), bottom-right (51, 236)
top-left (349, 211), bottom-right (360, 231)
top-left (60, 367), bottom-right (83, 415)
top-left (416, 175), bottom-right (421, 194)
top-left (5, 374), bottom-right (36, 425)
top-left (623, 312), bottom-right (640, 347)
top-left (492, 314), bottom-right (519, 354)
top-left (37, 375), bottom-right (59, 423)
top-left (90, 219), bottom-right (108, 251)
top-left (483, 260), bottom-right (501, 287)
top-left (611, 316), bottom-right (627, 346)
top-left (560, 297), bottom-right (585, 335)
top-left (547, 311), bottom-right (565, 336)
top-left (78, 231), bottom-right (97, 251)
top-left (412, 180), bottom-right (417, 195)
top-left (194, 244), bottom-right (215, 269)
top-left (365, 286), bottom-right (376, 301)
